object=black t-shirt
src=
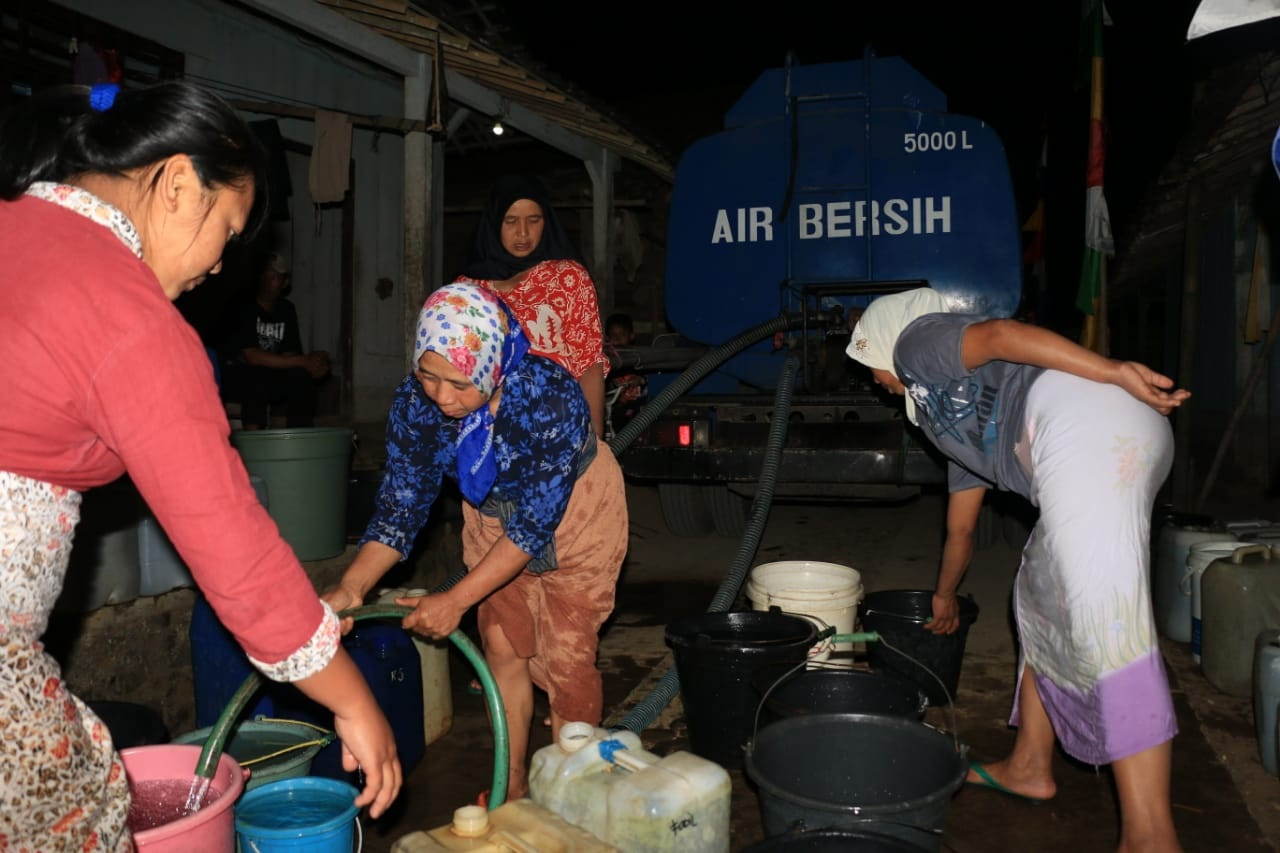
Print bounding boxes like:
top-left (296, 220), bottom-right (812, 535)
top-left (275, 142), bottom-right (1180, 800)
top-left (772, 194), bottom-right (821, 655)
top-left (222, 297), bottom-right (303, 365)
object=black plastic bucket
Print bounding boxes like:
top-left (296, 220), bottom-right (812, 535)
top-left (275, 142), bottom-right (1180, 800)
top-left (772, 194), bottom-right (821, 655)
top-left (744, 712), bottom-right (967, 852)
top-left (754, 667), bottom-right (928, 729)
top-left (860, 590), bottom-right (979, 706)
top-left (665, 609), bottom-right (818, 769)
top-left (742, 827), bottom-right (931, 852)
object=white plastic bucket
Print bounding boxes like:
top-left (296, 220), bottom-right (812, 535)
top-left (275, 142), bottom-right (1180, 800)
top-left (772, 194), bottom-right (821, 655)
top-left (747, 561), bottom-right (863, 663)
top-left (1153, 523), bottom-right (1235, 643)
top-left (1188, 541), bottom-right (1246, 663)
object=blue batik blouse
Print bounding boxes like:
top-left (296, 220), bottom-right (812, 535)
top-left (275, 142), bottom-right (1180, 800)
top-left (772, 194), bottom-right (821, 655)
top-left (360, 355), bottom-right (593, 571)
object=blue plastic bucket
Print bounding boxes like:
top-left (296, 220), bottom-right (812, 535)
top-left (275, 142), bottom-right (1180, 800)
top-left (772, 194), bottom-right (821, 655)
top-left (234, 776), bottom-right (360, 852)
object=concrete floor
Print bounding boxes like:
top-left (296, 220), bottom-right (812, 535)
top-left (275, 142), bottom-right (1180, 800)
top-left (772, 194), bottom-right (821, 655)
top-left (325, 483), bottom-right (1277, 852)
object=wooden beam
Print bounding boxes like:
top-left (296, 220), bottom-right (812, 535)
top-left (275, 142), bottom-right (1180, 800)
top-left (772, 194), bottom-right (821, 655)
top-left (227, 98), bottom-right (436, 135)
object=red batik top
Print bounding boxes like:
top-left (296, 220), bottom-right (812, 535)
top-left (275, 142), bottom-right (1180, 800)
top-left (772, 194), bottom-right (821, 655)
top-left (461, 259), bottom-right (609, 379)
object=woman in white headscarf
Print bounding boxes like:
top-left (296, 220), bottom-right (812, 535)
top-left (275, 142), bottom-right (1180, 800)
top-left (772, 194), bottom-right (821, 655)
top-left (847, 288), bottom-right (1189, 853)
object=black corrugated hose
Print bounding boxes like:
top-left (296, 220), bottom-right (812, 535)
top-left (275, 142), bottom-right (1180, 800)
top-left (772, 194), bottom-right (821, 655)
top-left (615, 354), bottom-right (800, 733)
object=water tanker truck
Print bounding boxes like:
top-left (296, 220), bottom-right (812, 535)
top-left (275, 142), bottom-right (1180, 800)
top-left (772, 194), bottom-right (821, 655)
top-left (611, 50), bottom-right (1026, 540)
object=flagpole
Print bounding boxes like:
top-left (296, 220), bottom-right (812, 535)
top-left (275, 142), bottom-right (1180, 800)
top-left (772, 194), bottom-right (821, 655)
top-left (1077, 0), bottom-right (1112, 354)
top-left (1098, 254), bottom-right (1109, 355)
top-left (1091, 32), bottom-right (1110, 357)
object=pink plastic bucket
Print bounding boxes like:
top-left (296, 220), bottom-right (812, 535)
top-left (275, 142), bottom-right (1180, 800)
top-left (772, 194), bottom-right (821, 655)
top-left (121, 743), bottom-right (248, 852)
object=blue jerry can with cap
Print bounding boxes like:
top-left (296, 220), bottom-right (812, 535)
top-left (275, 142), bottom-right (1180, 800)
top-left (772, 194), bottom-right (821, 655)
top-left (301, 621), bottom-right (427, 782)
top-left (529, 721), bottom-right (731, 852)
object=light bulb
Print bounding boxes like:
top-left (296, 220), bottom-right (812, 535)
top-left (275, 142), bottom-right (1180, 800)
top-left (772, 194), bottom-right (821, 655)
top-left (492, 120), bottom-right (504, 136)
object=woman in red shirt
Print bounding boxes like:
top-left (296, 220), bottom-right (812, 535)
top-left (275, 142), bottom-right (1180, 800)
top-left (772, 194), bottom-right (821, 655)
top-left (455, 174), bottom-right (610, 436)
top-left (0, 81), bottom-right (400, 849)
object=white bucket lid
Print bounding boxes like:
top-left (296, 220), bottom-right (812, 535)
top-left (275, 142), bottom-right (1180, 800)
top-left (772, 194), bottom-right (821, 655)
top-left (747, 561), bottom-right (863, 604)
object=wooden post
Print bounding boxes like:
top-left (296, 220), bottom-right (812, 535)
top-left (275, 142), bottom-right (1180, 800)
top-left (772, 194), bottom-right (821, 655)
top-left (1172, 178), bottom-right (1202, 508)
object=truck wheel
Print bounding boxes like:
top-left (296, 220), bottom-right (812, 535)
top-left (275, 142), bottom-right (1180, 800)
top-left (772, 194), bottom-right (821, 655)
top-left (707, 486), bottom-right (749, 538)
top-left (658, 483), bottom-right (715, 537)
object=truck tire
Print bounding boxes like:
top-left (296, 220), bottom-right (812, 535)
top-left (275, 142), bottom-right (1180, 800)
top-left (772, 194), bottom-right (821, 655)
top-left (707, 485), bottom-right (749, 538)
top-left (658, 483), bottom-right (715, 537)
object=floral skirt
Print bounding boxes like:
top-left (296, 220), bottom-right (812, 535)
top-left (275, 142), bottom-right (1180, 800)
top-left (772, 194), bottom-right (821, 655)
top-left (0, 471), bottom-right (133, 851)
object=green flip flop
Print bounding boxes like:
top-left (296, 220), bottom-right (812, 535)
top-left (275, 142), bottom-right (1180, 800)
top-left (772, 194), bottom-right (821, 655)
top-left (965, 762), bottom-right (1050, 805)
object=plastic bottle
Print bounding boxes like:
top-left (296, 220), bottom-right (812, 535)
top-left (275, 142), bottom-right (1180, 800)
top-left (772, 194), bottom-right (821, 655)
top-left (390, 800), bottom-right (619, 851)
top-left (529, 721), bottom-right (732, 853)
top-left (377, 587), bottom-right (454, 746)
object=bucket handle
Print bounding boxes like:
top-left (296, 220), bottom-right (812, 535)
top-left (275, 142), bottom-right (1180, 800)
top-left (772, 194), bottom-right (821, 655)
top-left (765, 607), bottom-right (839, 658)
top-left (781, 816), bottom-right (947, 842)
top-left (756, 627), bottom-right (965, 755)
top-left (747, 629), bottom-right (960, 754)
top-left (861, 632), bottom-right (962, 750)
top-left (234, 716), bottom-right (336, 767)
top-left (1232, 544), bottom-right (1272, 563)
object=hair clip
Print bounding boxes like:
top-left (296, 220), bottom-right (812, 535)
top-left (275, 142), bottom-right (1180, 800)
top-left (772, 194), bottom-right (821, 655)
top-left (89, 83), bottom-right (120, 112)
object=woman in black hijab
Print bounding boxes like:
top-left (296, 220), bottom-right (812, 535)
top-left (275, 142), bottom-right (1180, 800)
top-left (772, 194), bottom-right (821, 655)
top-left (456, 174), bottom-right (609, 435)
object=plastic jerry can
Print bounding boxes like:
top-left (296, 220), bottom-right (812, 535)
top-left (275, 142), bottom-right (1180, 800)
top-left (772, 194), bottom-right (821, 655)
top-left (1241, 524), bottom-right (1280, 548)
top-left (377, 587), bottom-right (454, 746)
top-left (529, 721), bottom-right (732, 853)
top-left (1254, 629), bottom-right (1280, 776)
top-left (56, 475), bottom-right (144, 613)
top-left (390, 800), bottom-right (619, 851)
top-left (1202, 544), bottom-right (1280, 697)
top-left (138, 474), bottom-right (268, 597)
top-left (1152, 518), bottom-right (1234, 643)
top-left (302, 621), bottom-right (428, 781)
top-left (189, 592), bottom-right (279, 727)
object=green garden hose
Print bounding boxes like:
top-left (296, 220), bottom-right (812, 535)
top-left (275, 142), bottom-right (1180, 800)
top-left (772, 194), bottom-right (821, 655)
top-left (194, 603), bottom-right (510, 810)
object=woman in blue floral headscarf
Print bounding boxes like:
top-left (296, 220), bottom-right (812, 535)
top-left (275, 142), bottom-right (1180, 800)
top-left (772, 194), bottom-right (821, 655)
top-left (323, 283), bottom-right (628, 802)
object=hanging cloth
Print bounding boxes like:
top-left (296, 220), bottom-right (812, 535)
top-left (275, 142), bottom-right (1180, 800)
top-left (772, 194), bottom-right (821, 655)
top-left (309, 109), bottom-right (351, 204)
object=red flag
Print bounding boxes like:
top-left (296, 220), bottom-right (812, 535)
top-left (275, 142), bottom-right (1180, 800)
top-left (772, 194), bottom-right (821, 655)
top-left (1077, 0), bottom-right (1113, 353)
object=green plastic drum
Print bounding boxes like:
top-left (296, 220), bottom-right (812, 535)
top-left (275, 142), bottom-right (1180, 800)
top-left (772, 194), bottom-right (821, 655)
top-left (172, 720), bottom-right (330, 792)
top-left (231, 427), bottom-right (353, 561)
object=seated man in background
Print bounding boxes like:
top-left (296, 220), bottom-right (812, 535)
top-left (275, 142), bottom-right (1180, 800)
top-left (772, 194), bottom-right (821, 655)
top-left (604, 312), bottom-right (647, 435)
top-left (219, 252), bottom-right (330, 429)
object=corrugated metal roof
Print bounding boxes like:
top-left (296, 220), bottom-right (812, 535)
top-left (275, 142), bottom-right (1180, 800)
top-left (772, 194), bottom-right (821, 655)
top-left (314, 0), bottom-right (676, 180)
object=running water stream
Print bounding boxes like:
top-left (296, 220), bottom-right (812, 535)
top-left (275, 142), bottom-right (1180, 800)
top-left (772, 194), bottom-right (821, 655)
top-left (182, 773), bottom-right (212, 816)
top-left (125, 775), bottom-right (216, 834)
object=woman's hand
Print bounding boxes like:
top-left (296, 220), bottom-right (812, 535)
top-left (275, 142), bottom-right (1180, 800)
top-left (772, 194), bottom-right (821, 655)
top-left (928, 592), bottom-right (961, 635)
top-left (398, 591), bottom-right (468, 641)
top-left (320, 584), bottom-right (363, 635)
top-left (1112, 360), bottom-right (1191, 415)
top-left (293, 651), bottom-right (402, 818)
top-left (330, 691), bottom-right (402, 818)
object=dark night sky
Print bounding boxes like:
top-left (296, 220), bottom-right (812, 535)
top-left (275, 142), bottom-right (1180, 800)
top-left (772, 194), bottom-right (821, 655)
top-left (498, 1), bottom-right (1216, 322)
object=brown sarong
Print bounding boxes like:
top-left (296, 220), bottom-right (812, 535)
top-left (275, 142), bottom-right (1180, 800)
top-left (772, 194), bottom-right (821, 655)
top-left (463, 438), bottom-right (628, 725)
